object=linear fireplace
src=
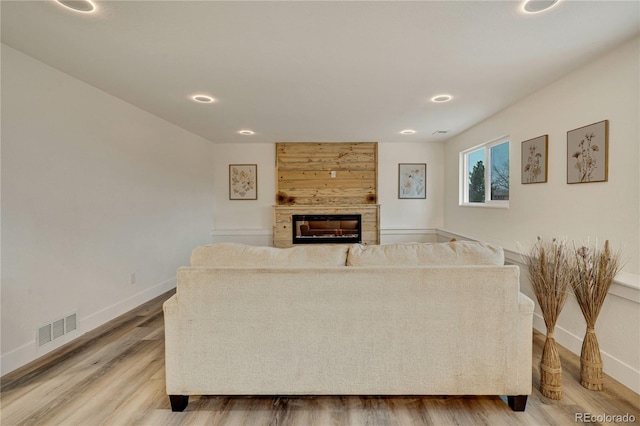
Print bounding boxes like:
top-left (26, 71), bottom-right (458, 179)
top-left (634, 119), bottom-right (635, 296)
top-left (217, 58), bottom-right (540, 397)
top-left (292, 214), bottom-right (362, 244)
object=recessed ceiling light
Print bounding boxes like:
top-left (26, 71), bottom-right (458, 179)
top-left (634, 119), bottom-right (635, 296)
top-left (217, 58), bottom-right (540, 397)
top-left (400, 129), bottom-right (416, 135)
top-left (191, 94), bottom-right (215, 103)
top-left (522, 0), bottom-right (560, 14)
top-left (238, 130), bottom-right (255, 135)
top-left (55, 0), bottom-right (96, 13)
top-left (430, 94), bottom-right (453, 103)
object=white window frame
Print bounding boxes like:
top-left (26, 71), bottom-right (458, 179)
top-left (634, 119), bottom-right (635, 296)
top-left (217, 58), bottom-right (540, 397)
top-left (459, 135), bottom-right (510, 209)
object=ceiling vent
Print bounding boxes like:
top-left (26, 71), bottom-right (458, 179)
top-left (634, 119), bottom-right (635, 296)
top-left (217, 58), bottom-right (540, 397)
top-left (432, 130), bottom-right (449, 135)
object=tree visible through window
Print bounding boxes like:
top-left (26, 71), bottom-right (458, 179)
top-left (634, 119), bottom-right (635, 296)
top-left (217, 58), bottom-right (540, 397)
top-left (469, 160), bottom-right (485, 202)
top-left (490, 142), bottom-right (509, 201)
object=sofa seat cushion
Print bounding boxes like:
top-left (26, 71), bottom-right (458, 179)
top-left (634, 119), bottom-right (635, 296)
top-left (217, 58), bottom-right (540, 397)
top-left (190, 242), bottom-right (349, 267)
top-left (346, 241), bottom-right (504, 266)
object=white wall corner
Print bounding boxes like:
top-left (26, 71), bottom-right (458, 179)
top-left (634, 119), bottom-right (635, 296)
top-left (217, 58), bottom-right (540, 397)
top-left (0, 277), bottom-right (176, 377)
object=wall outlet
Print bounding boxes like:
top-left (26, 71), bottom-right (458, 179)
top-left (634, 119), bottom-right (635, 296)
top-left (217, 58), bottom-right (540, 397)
top-left (330, 171), bottom-right (336, 178)
top-left (130, 273), bottom-right (136, 285)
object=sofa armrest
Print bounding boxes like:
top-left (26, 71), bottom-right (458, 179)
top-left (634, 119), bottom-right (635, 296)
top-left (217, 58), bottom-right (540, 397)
top-left (163, 294), bottom-right (178, 316)
top-left (163, 295), bottom-right (187, 395)
top-left (518, 293), bottom-right (534, 314)
top-left (514, 292), bottom-right (534, 396)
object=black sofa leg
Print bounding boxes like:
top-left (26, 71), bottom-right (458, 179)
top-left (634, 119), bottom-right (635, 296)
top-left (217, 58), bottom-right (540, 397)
top-left (169, 395), bottom-right (189, 412)
top-left (507, 395), bottom-right (528, 411)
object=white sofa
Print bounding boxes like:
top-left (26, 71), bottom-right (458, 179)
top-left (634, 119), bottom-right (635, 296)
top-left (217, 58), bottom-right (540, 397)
top-left (163, 241), bottom-right (534, 412)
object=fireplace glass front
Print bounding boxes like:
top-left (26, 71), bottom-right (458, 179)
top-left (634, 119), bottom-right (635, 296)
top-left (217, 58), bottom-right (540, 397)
top-left (292, 214), bottom-right (362, 244)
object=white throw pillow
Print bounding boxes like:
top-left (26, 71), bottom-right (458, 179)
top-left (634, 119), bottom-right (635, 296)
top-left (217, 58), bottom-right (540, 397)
top-left (346, 241), bottom-right (504, 266)
top-left (190, 243), bottom-right (349, 267)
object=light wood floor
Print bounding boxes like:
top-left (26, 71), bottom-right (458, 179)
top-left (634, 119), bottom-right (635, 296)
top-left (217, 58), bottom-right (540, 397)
top-left (2, 290), bottom-right (639, 426)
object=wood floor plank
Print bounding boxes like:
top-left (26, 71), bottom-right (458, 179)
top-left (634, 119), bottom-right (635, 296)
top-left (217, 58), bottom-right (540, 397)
top-left (1, 289), bottom-right (639, 426)
top-left (53, 340), bottom-right (165, 425)
top-left (1, 317), bottom-right (165, 419)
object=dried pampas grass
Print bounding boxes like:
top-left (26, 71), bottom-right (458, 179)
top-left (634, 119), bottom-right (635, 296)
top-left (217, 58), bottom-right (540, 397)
top-left (525, 237), bottom-right (574, 400)
top-left (571, 240), bottom-right (623, 391)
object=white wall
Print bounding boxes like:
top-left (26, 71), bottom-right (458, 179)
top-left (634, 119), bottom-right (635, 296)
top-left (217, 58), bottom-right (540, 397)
top-left (210, 141), bottom-right (445, 245)
top-left (6, 32), bottom-right (636, 391)
top-left (443, 36), bottom-right (639, 275)
top-left (212, 143), bottom-right (276, 230)
top-left (442, 37), bottom-right (640, 393)
top-left (210, 143), bottom-right (276, 246)
top-left (378, 142), bottom-right (444, 239)
top-left (1, 45), bottom-right (216, 375)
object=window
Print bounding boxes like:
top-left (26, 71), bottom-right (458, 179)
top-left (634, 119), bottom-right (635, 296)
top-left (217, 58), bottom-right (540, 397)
top-left (460, 136), bottom-right (510, 207)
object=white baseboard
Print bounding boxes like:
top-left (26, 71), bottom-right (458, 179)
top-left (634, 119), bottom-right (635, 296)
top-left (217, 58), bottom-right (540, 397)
top-left (532, 313), bottom-right (640, 394)
top-left (80, 277), bottom-right (176, 332)
top-left (380, 228), bottom-right (438, 244)
top-left (0, 277), bottom-right (176, 377)
top-left (210, 228), bottom-right (271, 237)
top-left (1, 341), bottom-right (38, 377)
top-left (210, 228), bottom-right (272, 246)
top-left (379, 228), bottom-right (437, 236)
top-left (439, 228), bottom-right (640, 395)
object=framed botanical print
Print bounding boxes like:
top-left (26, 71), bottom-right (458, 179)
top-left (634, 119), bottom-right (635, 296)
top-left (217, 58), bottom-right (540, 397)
top-left (521, 135), bottom-right (548, 184)
top-left (567, 120), bottom-right (608, 184)
top-left (229, 164), bottom-right (257, 200)
top-left (398, 163), bottom-right (426, 199)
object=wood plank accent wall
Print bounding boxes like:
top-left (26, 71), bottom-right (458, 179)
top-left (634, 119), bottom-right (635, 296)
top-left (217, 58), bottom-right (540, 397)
top-left (273, 205), bottom-right (380, 248)
top-left (276, 142), bottom-right (377, 205)
top-left (273, 142), bottom-right (379, 248)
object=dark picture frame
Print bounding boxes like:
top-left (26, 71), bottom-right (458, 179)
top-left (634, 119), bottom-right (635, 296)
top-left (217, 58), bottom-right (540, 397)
top-left (398, 163), bottom-right (426, 199)
top-left (229, 164), bottom-right (257, 200)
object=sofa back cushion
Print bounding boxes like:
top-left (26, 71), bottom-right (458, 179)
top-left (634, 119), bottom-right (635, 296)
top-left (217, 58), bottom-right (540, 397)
top-left (346, 241), bottom-right (504, 266)
top-left (190, 243), bottom-right (349, 267)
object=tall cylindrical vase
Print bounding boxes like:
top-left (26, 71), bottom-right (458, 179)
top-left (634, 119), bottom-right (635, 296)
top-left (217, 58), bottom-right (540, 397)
top-left (580, 327), bottom-right (603, 391)
top-left (540, 331), bottom-right (563, 400)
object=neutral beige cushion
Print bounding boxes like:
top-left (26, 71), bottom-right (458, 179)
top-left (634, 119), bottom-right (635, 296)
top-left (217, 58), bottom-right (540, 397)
top-left (346, 241), bottom-right (504, 266)
top-left (190, 242), bottom-right (349, 267)
top-left (165, 264), bottom-right (531, 396)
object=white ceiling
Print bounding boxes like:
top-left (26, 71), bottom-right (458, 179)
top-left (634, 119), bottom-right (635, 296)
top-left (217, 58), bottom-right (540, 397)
top-left (1, 1), bottom-right (639, 144)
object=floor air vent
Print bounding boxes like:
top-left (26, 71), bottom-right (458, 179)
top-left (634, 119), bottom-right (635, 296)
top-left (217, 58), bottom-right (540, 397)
top-left (38, 324), bottom-right (52, 347)
top-left (66, 314), bottom-right (77, 332)
top-left (38, 313), bottom-right (77, 347)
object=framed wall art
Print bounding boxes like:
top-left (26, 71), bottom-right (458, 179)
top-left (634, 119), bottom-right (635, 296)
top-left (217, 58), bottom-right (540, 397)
top-left (398, 163), bottom-right (426, 199)
top-left (521, 135), bottom-right (548, 184)
top-left (567, 120), bottom-right (608, 184)
top-left (229, 164), bottom-right (257, 200)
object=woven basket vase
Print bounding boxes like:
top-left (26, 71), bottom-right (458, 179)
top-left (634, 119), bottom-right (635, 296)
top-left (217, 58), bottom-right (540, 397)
top-left (540, 331), bottom-right (563, 399)
top-left (580, 328), bottom-right (603, 391)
